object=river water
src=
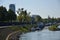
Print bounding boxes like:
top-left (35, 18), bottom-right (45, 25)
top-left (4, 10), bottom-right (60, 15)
top-left (19, 26), bottom-right (60, 40)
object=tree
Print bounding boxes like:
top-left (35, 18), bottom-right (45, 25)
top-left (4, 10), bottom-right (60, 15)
top-left (17, 8), bottom-right (31, 22)
top-left (8, 9), bottom-right (17, 21)
top-left (42, 18), bottom-right (48, 23)
top-left (0, 6), bottom-right (8, 21)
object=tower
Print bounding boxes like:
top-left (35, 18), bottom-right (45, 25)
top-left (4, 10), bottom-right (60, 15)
top-left (9, 4), bottom-right (15, 12)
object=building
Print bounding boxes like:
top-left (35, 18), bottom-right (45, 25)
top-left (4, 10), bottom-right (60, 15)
top-left (31, 15), bottom-right (41, 22)
top-left (31, 15), bottom-right (38, 22)
top-left (9, 4), bottom-right (15, 12)
top-left (32, 15), bottom-right (39, 18)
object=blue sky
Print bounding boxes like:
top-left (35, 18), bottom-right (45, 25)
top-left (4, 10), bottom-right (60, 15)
top-left (0, 0), bottom-right (60, 18)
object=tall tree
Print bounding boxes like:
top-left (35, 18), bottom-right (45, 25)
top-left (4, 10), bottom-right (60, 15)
top-left (8, 9), bottom-right (16, 21)
top-left (0, 6), bottom-right (8, 21)
top-left (17, 8), bottom-right (31, 22)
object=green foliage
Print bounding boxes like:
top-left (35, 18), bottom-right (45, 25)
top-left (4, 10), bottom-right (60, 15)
top-left (20, 27), bottom-right (28, 32)
top-left (0, 6), bottom-right (8, 21)
top-left (8, 25), bottom-right (31, 32)
top-left (0, 6), bottom-right (17, 22)
top-left (8, 26), bottom-right (21, 31)
top-left (48, 25), bottom-right (58, 31)
top-left (0, 6), bottom-right (59, 23)
top-left (17, 8), bottom-right (32, 22)
top-left (8, 9), bottom-right (17, 21)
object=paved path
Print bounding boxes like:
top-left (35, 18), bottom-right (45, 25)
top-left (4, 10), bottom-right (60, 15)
top-left (0, 26), bottom-right (12, 28)
top-left (6, 30), bottom-right (21, 40)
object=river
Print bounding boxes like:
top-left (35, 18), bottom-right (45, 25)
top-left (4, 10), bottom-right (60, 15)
top-left (19, 26), bottom-right (60, 40)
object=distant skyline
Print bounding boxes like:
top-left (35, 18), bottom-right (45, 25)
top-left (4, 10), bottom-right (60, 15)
top-left (0, 0), bottom-right (60, 18)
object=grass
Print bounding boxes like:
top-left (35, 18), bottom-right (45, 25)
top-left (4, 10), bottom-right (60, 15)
top-left (8, 26), bottom-right (21, 31)
top-left (7, 25), bottom-right (32, 32)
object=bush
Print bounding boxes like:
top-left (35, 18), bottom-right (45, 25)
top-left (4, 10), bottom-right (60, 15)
top-left (20, 27), bottom-right (28, 32)
top-left (48, 25), bottom-right (58, 31)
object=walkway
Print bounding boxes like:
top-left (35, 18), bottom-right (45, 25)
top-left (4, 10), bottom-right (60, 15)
top-left (6, 30), bottom-right (21, 40)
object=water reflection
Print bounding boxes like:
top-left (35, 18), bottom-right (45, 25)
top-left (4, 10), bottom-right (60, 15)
top-left (19, 27), bottom-right (60, 40)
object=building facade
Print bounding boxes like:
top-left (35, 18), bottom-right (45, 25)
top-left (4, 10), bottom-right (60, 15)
top-left (9, 4), bottom-right (15, 12)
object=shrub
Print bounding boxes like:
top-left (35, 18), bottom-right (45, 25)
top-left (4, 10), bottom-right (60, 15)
top-left (48, 25), bottom-right (58, 31)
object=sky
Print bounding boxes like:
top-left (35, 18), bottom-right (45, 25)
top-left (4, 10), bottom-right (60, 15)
top-left (0, 0), bottom-right (60, 18)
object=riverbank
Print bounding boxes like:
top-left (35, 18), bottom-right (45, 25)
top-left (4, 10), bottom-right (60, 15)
top-left (1, 25), bottom-right (59, 40)
top-left (6, 30), bottom-right (21, 40)
top-left (11, 29), bottom-right (43, 40)
top-left (6, 30), bottom-right (31, 40)
top-left (6, 27), bottom-right (60, 40)
top-left (0, 28), bottom-right (14, 40)
top-left (0, 25), bottom-right (31, 40)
